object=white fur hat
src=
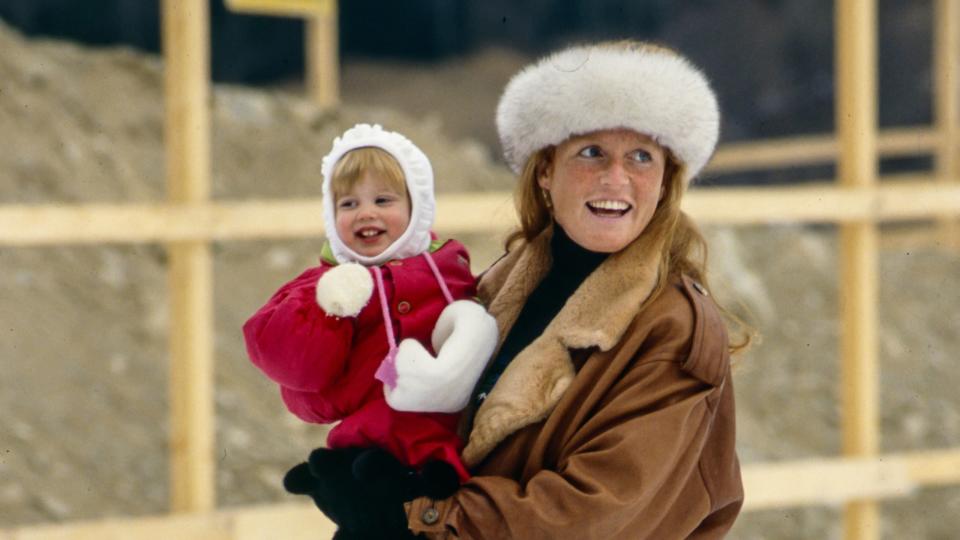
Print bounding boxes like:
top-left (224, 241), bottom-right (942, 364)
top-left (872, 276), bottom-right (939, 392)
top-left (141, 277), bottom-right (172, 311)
top-left (321, 123), bottom-right (435, 265)
top-left (496, 43), bottom-right (720, 186)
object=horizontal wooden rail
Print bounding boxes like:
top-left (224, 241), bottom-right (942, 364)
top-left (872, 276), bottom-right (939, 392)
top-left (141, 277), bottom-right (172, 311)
top-left (0, 502), bottom-right (335, 540)
top-left (684, 175), bottom-right (960, 224)
top-left (707, 126), bottom-right (938, 173)
top-left (0, 193), bottom-right (512, 245)
top-left (3, 447), bottom-right (958, 538)
top-left (742, 447), bottom-right (960, 510)
top-left (1, 177), bottom-right (959, 246)
top-left (224, 0), bottom-right (333, 16)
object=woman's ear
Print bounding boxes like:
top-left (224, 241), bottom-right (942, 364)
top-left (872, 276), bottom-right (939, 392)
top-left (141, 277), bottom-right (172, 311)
top-left (537, 166), bottom-right (552, 190)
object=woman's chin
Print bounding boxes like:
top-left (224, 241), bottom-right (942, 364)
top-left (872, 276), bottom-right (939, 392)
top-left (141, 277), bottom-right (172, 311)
top-left (562, 216), bottom-right (644, 253)
top-left (564, 228), bottom-right (633, 253)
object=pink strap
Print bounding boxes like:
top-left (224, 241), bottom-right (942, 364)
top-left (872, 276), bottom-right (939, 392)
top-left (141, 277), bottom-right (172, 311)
top-left (422, 252), bottom-right (454, 304)
top-left (371, 266), bottom-right (397, 351)
top-left (372, 252), bottom-right (453, 390)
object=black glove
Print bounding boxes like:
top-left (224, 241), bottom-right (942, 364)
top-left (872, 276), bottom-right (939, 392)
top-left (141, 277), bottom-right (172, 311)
top-left (284, 447), bottom-right (378, 537)
top-left (350, 447), bottom-right (461, 501)
top-left (283, 447), bottom-right (460, 539)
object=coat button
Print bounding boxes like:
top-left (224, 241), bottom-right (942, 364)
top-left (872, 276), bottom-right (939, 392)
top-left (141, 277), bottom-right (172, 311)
top-left (397, 301), bottom-right (411, 314)
top-left (421, 507), bottom-right (440, 525)
top-left (389, 260), bottom-right (403, 266)
top-left (692, 280), bottom-right (709, 296)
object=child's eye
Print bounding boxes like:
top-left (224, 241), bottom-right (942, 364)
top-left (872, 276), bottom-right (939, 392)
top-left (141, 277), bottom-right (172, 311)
top-left (629, 149), bottom-right (652, 162)
top-left (577, 145), bottom-right (603, 158)
top-left (375, 196), bottom-right (396, 205)
top-left (337, 199), bottom-right (357, 210)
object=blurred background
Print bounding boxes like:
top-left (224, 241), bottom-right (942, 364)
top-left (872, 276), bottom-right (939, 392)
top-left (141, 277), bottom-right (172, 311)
top-left (0, 1), bottom-right (957, 539)
top-left (0, 0), bottom-right (936, 161)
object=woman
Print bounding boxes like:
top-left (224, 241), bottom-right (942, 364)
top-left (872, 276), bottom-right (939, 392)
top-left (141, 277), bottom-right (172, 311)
top-left (288, 40), bottom-right (746, 539)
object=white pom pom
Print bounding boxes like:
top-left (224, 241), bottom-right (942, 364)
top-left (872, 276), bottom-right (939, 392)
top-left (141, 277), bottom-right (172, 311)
top-left (315, 263), bottom-right (374, 317)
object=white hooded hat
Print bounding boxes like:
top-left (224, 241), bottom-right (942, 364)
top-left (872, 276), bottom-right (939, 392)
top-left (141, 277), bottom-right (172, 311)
top-left (321, 123), bottom-right (435, 265)
top-left (496, 43), bottom-right (720, 187)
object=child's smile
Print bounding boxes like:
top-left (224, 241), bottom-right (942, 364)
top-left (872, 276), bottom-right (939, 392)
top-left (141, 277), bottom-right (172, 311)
top-left (334, 172), bottom-right (412, 258)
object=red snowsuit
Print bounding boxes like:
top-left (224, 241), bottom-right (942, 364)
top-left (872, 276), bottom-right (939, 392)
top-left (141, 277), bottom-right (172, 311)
top-left (243, 239), bottom-right (476, 480)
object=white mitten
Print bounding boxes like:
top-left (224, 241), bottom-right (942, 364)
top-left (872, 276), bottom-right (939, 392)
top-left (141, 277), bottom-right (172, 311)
top-left (385, 300), bottom-right (499, 413)
top-left (315, 263), bottom-right (374, 317)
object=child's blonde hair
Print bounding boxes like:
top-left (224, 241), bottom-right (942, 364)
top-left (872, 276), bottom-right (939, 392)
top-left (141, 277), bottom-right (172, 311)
top-left (330, 147), bottom-right (408, 201)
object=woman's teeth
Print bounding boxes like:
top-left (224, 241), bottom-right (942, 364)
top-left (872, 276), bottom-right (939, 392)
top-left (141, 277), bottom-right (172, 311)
top-left (587, 200), bottom-right (631, 216)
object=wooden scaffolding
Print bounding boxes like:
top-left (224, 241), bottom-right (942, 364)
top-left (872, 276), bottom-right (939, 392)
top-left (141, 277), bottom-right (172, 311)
top-left (1, 1), bottom-right (958, 539)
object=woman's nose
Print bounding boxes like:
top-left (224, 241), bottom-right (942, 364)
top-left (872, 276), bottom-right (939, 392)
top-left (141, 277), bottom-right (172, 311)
top-left (601, 161), bottom-right (630, 186)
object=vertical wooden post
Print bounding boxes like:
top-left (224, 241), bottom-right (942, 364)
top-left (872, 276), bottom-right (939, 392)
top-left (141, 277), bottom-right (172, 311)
top-left (935, 0), bottom-right (959, 249)
top-left (836, 1), bottom-right (880, 539)
top-left (162, 0), bottom-right (215, 513)
top-left (306, 0), bottom-right (339, 108)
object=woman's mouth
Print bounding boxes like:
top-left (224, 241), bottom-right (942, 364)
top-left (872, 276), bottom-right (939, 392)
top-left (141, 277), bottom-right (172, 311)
top-left (586, 200), bottom-right (632, 218)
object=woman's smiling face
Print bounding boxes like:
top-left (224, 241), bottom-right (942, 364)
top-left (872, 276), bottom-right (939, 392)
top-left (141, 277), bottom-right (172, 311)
top-left (538, 128), bottom-right (667, 253)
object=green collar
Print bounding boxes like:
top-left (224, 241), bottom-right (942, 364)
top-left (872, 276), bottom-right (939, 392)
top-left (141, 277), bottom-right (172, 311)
top-left (321, 238), bottom-right (446, 266)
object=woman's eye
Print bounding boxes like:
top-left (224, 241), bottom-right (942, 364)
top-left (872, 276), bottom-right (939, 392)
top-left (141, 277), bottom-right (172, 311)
top-left (629, 149), bottom-right (652, 162)
top-left (577, 145), bottom-right (602, 158)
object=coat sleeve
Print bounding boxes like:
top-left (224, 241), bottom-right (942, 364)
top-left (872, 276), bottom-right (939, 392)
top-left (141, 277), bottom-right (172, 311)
top-left (407, 356), bottom-right (730, 539)
top-left (242, 267), bottom-right (355, 414)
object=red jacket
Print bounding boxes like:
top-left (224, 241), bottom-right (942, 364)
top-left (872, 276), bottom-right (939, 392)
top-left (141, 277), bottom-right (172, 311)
top-left (243, 239), bottom-right (477, 480)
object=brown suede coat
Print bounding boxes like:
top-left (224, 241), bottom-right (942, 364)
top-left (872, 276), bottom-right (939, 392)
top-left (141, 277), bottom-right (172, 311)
top-left (405, 225), bottom-right (743, 539)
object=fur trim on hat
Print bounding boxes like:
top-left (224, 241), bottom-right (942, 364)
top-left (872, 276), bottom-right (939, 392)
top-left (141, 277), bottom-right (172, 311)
top-left (321, 123), bottom-right (435, 265)
top-left (496, 43), bottom-right (719, 186)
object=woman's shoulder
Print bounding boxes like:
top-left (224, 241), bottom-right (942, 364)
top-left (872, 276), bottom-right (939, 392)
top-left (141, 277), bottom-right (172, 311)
top-left (631, 274), bottom-right (730, 386)
top-left (475, 245), bottom-right (522, 303)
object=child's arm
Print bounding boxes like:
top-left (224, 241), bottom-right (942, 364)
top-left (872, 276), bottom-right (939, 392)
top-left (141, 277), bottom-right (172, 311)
top-left (243, 266), bottom-right (363, 396)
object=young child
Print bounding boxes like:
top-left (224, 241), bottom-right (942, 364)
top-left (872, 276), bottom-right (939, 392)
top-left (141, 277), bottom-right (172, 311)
top-left (243, 124), bottom-right (497, 497)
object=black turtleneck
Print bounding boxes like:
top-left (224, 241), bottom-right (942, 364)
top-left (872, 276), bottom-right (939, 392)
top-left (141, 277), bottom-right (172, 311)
top-left (473, 225), bottom-right (609, 402)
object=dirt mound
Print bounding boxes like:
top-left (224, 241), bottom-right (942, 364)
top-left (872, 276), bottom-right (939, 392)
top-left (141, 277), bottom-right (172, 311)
top-left (1, 21), bottom-right (958, 539)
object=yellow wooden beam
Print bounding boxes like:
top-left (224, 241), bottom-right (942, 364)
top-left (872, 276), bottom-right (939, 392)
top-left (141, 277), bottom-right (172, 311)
top-left (707, 126), bottom-right (937, 173)
top-left (934, 0), bottom-right (960, 248)
top-left (162, 0), bottom-right (215, 514)
top-left (685, 176), bottom-right (960, 224)
top-left (4, 449), bottom-right (960, 537)
top-left (306, 7), bottom-right (339, 107)
top-left (2, 179), bottom-right (960, 245)
top-left (224, 0), bottom-right (339, 107)
top-left (835, 0), bottom-right (880, 538)
top-left (225, 0), bottom-right (333, 17)
top-left (0, 502), bottom-right (334, 540)
top-left (742, 448), bottom-right (960, 511)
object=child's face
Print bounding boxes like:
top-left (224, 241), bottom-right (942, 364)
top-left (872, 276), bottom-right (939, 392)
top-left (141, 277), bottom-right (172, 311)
top-left (334, 171), bottom-right (411, 259)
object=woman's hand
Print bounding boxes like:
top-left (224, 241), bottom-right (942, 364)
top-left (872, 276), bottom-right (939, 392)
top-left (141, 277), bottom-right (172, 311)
top-left (283, 447), bottom-right (459, 539)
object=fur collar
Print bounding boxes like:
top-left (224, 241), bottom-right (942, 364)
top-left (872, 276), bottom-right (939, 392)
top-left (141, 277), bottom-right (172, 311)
top-left (462, 225), bottom-right (664, 466)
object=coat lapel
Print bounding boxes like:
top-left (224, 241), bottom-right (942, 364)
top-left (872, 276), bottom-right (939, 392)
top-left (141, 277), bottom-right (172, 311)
top-left (463, 226), bottom-right (665, 467)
